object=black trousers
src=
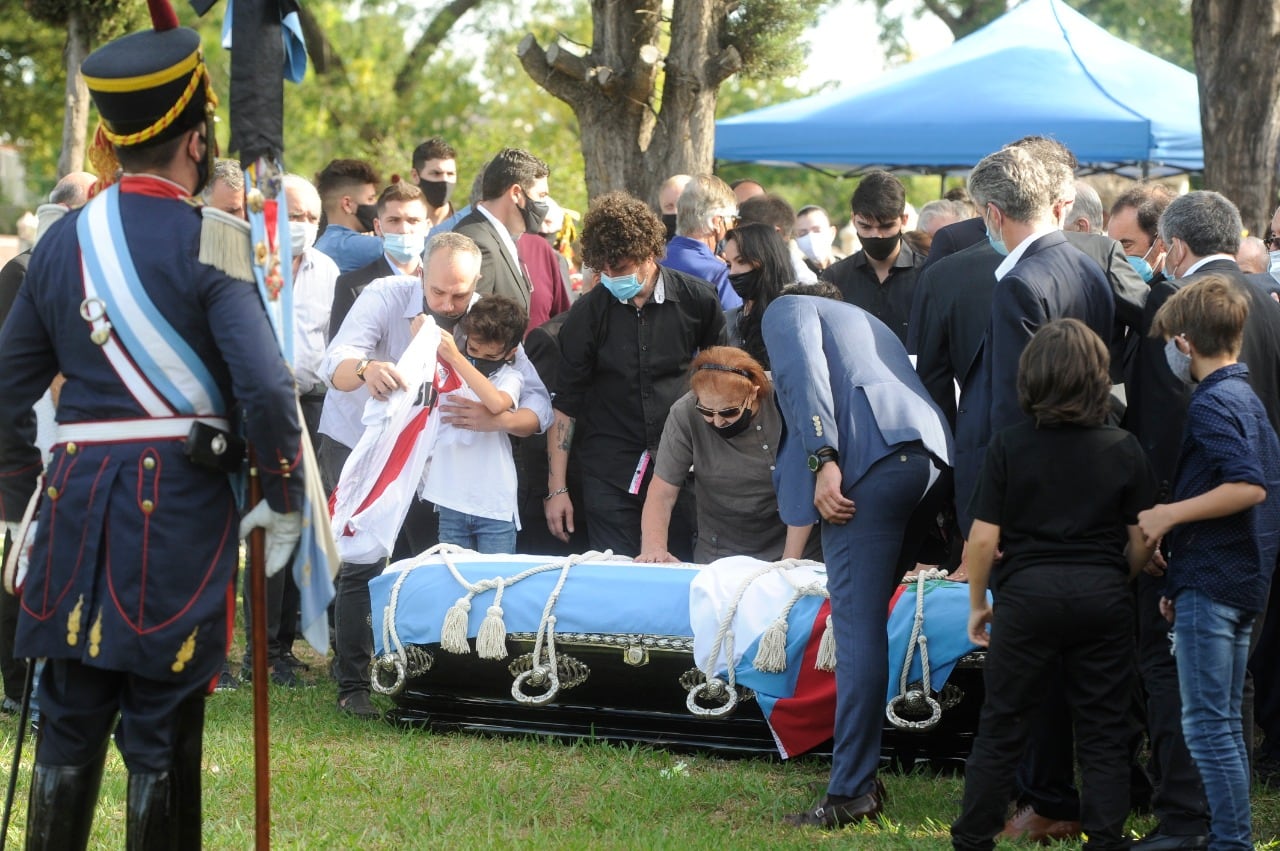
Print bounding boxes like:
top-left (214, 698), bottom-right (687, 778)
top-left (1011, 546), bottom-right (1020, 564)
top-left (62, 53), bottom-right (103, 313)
top-left (579, 470), bottom-right (695, 561)
top-left (952, 567), bottom-right (1134, 851)
top-left (1248, 569), bottom-right (1280, 760)
top-left (37, 658), bottom-right (205, 773)
top-left (1136, 571), bottom-right (1209, 834)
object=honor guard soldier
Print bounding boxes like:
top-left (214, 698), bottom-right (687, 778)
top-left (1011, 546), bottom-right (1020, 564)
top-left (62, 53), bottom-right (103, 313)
top-left (0, 1), bottom-right (304, 847)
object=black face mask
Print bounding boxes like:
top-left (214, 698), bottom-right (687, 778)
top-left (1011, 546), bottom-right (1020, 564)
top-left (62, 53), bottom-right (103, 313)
top-left (728, 268), bottom-right (762, 301)
top-left (520, 193), bottom-right (549, 234)
top-left (711, 406), bottom-right (756, 440)
top-left (662, 213), bottom-right (678, 241)
top-left (194, 157), bottom-right (210, 196)
top-left (861, 233), bottom-right (901, 261)
top-left (418, 179), bottom-right (454, 209)
top-left (354, 203), bottom-right (379, 233)
top-left (467, 355), bottom-right (508, 378)
top-left (423, 297), bottom-right (464, 332)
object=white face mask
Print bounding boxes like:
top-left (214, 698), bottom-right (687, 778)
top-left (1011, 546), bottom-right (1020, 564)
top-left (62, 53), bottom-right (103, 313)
top-left (796, 229), bottom-right (833, 264)
top-left (1268, 249), bottom-right (1280, 281)
top-left (289, 221), bottom-right (318, 256)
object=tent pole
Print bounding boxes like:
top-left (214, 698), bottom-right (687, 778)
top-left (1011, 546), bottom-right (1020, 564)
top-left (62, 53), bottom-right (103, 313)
top-left (939, 172), bottom-right (945, 198)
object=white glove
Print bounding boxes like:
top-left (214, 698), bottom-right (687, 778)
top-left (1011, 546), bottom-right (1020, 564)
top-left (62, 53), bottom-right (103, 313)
top-left (239, 502), bottom-right (303, 578)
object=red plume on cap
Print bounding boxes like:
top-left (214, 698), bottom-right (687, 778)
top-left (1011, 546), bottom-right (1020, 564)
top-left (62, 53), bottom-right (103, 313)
top-left (147, 0), bottom-right (180, 31)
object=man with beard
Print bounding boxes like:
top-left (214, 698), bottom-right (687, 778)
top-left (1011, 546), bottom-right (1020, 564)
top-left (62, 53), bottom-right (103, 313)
top-left (821, 170), bottom-right (924, 348)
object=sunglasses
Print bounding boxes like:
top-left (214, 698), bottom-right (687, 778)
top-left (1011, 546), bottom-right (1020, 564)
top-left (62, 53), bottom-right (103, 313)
top-left (694, 396), bottom-right (750, 419)
top-left (1265, 235), bottom-right (1280, 249)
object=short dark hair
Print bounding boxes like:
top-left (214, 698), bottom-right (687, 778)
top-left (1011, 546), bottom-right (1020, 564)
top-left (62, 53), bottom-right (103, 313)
top-left (376, 181), bottom-right (425, 215)
top-left (412, 137), bottom-right (457, 170)
top-left (480, 148), bottom-right (550, 202)
top-left (1150, 273), bottom-right (1249, 358)
top-left (1159, 190), bottom-right (1242, 257)
top-left (850, 170), bottom-right (906, 222)
top-left (462, 294), bottom-right (527, 352)
top-left (115, 133), bottom-right (187, 172)
top-left (315, 158), bottom-right (381, 204)
top-left (780, 281), bottom-right (843, 301)
top-left (1111, 183), bottom-right (1176, 242)
top-left (738, 194), bottom-right (797, 238)
top-left (579, 191), bottom-right (667, 271)
top-left (1018, 318), bottom-right (1112, 428)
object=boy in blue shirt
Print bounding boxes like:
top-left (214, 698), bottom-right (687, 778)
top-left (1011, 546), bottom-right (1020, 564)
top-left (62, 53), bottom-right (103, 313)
top-left (1138, 274), bottom-right (1280, 851)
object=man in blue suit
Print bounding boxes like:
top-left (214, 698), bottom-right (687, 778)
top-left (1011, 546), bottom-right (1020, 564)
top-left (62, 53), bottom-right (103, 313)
top-left (764, 291), bottom-right (953, 828)
top-left (954, 147), bottom-right (1114, 531)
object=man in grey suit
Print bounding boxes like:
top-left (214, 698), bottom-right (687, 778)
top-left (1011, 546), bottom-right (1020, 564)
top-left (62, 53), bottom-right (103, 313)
top-left (452, 148), bottom-right (550, 325)
top-left (764, 292), bottom-right (952, 829)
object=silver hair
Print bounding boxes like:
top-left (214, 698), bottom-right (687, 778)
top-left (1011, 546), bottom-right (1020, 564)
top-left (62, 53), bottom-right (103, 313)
top-left (282, 173), bottom-right (320, 212)
top-left (676, 175), bottom-right (736, 237)
top-left (1158, 191), bottom-right (1242, 257)
top-left (201, 159), bottom-right (244, 201)
top-left (967, 147), bottom-right (1057, 223)
top-left (917, 199), bottom-right (971, 233)
top-left (1066, 182), bottom-right (1104, 232)
top-left (426, 231), bottom-right (483, 270)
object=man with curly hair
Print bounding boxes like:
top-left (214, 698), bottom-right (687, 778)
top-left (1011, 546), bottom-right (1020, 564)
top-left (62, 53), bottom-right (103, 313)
top-left (545, 192), bottom-right (726, 557)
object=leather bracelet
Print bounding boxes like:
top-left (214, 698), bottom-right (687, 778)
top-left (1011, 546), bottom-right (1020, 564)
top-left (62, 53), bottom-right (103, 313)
top-left (544, 487), bottom-right (569, 501)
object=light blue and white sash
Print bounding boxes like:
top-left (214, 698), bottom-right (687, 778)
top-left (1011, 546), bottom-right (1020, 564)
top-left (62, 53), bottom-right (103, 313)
top-left (77, 185), bottom-right (226, 417)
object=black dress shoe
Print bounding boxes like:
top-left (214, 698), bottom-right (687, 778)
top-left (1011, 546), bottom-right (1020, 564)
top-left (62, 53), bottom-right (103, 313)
top-left (1131, 832), bottom-right (1209, 850)
top-left (784, 789), bottom-right (884, 829)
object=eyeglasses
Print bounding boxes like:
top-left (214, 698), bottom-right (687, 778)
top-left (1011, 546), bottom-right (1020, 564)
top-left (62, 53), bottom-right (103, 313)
top-left (695, 396), bottom-right (750, 419)
top-left (1265, 235), bottom-right (1280, 249)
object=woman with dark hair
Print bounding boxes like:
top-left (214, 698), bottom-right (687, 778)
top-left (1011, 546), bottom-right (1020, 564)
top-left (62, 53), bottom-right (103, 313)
top-left (636, 346), bottom-right (819, 564)
top-left (722, 223), bottom-right (795, 369)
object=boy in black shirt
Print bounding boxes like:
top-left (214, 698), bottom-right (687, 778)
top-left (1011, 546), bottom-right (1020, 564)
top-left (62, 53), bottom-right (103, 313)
top-left (952, 319), bottom-right (1157, 851)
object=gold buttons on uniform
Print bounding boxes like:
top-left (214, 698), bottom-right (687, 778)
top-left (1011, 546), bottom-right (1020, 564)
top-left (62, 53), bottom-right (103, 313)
top-left (65, 443), bottom-right (77, 455)
top-left (141, 499), bottom-right (154, 514)
top-left (143, 457), bottom-right (156, 470)
top-left (46, 486), bottom-right (58, 500)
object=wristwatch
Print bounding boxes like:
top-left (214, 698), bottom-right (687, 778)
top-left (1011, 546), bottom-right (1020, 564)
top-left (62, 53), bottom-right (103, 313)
top-left (807, 446), bottom-right (839, 473)
top-left (355, 359), bottom-right (372, 382)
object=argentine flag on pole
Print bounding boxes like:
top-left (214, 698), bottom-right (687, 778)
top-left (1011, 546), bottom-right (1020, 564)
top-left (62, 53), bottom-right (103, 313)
top-left (246, 162), bottom-right (338, 654)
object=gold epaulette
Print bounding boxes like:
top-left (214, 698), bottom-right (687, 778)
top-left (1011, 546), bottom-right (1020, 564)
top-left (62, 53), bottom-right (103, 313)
top-left (198, 205), bottom-right (254, 282)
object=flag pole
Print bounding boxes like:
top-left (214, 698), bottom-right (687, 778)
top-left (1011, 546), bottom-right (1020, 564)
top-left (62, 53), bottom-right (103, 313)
top-left (247, 451), bottom-right (271, 850)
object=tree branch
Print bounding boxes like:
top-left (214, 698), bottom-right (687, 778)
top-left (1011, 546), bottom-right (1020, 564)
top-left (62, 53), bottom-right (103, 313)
top-left (517, 34), bottom-right (591, 106)
top-left (295, 2), bottom-right (345, 77)
top-left (393, 0), bottom-right (488, 94)
top-left (707, 45), bottom-right (741, 86)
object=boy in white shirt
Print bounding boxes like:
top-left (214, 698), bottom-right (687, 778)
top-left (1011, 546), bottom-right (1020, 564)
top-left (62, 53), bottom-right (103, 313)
top-left (423, 295), bottom-right (526, 552)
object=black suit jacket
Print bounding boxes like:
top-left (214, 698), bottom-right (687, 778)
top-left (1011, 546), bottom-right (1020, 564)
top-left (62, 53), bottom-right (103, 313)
top-left (452, 209), bottom-right (530, 315)
top-left (328, 255), bottom-right (399, 340)
top-left (921, 217), bottom-right (987, 272)
top-left (1126, 259), bottom-right (1280, 494)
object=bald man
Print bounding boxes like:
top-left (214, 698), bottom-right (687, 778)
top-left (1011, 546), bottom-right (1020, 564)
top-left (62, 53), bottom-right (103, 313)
top-left (658, 174), bottom-right (692, 241)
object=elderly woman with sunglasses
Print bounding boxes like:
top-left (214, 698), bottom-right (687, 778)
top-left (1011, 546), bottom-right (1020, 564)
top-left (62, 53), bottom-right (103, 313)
top-left (635, 346), bottom-right (819, 564)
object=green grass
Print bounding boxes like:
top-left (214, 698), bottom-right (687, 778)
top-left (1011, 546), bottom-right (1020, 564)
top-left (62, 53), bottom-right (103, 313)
top-left (1, 656), bottom-right (1279, 849)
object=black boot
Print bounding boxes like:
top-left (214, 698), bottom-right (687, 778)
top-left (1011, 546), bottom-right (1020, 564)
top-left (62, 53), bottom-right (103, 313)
top-left (126, 771), bottom-right (176, 850)
top-left (24, 757), bottom-right (106, 851)
top-left (171, 694), bottom-right (204, 849)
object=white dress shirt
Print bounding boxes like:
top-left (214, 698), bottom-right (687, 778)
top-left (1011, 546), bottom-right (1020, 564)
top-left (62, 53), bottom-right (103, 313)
top-left (293, 246), bottom-right (341, 394)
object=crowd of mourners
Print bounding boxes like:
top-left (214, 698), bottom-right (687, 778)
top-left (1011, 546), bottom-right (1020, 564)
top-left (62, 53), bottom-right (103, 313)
top-left (8, 125), bottom-right (1280, 850)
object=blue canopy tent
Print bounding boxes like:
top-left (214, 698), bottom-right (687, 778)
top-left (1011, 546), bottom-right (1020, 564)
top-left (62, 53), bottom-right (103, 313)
top-left (714, 0), bottom-right (1202, 176)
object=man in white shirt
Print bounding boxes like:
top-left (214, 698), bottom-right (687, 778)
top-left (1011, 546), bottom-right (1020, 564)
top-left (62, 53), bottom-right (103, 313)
top-left (320, 232), bottom-right (552, 718)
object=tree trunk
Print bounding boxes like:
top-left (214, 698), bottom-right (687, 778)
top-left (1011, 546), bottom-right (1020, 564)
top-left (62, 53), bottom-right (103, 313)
top-left (518, 0), bottom-right (740, 206)
top-left (57, 9), bottom-right (91, 179)
top-left (1192, 0), bottom-right (1280, 236)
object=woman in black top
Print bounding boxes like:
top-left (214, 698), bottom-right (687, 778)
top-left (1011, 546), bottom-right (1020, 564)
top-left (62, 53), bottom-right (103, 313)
top-left (951, 319), bottom-right (1157, 851)
top-left (721, 223), bottom-right (793, 370)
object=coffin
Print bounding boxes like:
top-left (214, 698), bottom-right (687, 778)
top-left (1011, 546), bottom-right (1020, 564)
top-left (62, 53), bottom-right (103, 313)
top-left (372, 548), bottom-right (985, 766)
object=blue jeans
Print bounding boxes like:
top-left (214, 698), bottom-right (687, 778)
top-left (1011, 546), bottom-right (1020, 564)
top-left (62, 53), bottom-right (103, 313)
top-left (1174, 588), bottom-right (1255, 851)
top-left (437, 507), bottom-right (517, 554)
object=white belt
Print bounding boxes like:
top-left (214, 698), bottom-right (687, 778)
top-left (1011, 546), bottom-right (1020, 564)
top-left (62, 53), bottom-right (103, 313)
top-left (55, 416), bottom-right (230, 444)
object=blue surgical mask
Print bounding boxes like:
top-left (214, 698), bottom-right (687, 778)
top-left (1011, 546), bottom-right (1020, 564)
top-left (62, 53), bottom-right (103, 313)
top-left (383, 232), bottom-right (425, 265)
top-left (1164, 337), bottom-right (1193, 384)
top-left (1127, 243), bottom-right (1158, 284)
top-left (985, 213), bottom-right (1008, 257)
top-left (1269, 249), bottom-right (1280, 282)
top-left (600, 272), bottom-right (643, 302)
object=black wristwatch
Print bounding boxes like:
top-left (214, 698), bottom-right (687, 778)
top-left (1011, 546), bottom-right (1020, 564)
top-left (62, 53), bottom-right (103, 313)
top-left (807, 446), bottom-right (839, 473)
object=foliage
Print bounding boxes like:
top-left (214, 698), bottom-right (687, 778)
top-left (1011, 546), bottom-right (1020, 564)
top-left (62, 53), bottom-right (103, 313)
top-left (0, 0), bottom-right (68, 198)
top-left (725, 0), bottom-right (840, 80)
top-left (24, 0), bottom-right (142, 43)
top-left (872, 0), bottom-right (1192, 71)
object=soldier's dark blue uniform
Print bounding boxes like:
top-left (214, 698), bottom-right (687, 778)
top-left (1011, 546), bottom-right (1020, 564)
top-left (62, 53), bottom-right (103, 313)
top-left (0, 6), bottom-right (303, 848)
